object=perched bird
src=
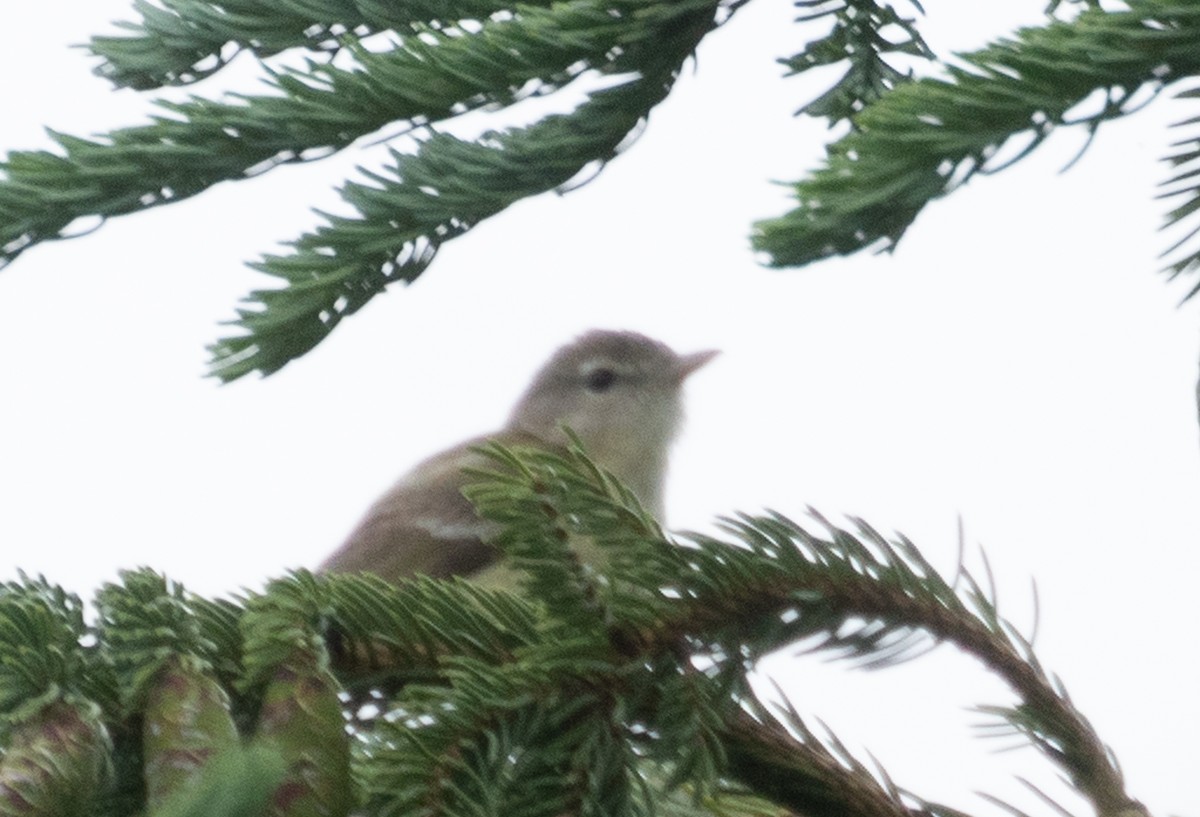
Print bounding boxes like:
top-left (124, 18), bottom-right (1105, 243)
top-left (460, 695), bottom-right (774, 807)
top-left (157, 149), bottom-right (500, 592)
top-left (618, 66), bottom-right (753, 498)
top-left (319, 330), bottom-right (716, 585)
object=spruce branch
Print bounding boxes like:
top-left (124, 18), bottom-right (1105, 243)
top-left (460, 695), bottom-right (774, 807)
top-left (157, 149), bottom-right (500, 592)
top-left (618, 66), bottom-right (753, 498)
top-left (90, 0), bottom-right (560, 90)
top-left (362, 670), bottom-right (635, 817)
top-left (720, 700), bottom-right (968, 817)
top-left (453, 443), bottom-right (1149, 817)
top-left (2, 1), bottom-right (714, 271)
top-left (0, 448), bottom-right (1161, 816)
top-left (783, 0), bottom-right (934, 123)
top-left (455, 441), bottom-right (933, 816)
top-left (1158, 85), bottom-right (1200, 297)
top-left (238, 573), bottom-right (354, 815)
top-left (462, 435), bottom-right (676, 630)
top-left (94, 569), bottom-right (222, 713)
top-left (0, 701), bottom-right (114, 817)
top-left (238, 571), bottom-right (335, 692)
top-left (206, 4), bottom-right (719, 380)
top-left (0, 578), bottom-right (115, 817)
top-left (665, 512), bottom-right (1145, 817)
top-left (0, 0), bottom-right (733, 380)
top-left (0, 576), bottom-right (112, 731)
top-left (753, 0), bottom-right (1200, 289)
top-left (320, 571), bottom-right (541, 696)
top-left (185, 594), bottom-right (250, 707)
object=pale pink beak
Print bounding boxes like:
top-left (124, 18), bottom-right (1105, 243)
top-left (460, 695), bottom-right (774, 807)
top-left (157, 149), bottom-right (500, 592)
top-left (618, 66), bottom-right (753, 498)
top-left (675, 349), bottom-right (720, 382)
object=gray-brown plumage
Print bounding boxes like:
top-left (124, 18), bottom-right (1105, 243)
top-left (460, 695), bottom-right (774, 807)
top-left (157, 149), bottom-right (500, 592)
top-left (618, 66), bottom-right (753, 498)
top-left (319, 330), bottom-right (716, 584)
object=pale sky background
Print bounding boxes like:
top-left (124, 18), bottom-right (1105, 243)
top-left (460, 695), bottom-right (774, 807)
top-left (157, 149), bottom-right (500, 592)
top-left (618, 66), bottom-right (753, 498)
top-left (1, 2), bottom-right (1196, 815)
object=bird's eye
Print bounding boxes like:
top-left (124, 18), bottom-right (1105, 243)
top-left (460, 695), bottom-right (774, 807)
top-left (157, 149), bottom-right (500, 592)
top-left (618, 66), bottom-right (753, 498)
top-left (585, 367), bottom-right (617, 393)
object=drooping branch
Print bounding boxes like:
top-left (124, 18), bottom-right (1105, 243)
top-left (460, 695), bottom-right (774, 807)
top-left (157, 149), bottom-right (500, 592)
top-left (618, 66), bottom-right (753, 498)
top-left (1, 1), bottom-right (718, 271)
top-left (206, 45), bottom-right (704, 379)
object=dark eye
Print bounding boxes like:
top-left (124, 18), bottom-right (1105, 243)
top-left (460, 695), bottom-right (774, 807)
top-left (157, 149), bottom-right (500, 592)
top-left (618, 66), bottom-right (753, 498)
top-left (585, 367), bottom-right (617, 393)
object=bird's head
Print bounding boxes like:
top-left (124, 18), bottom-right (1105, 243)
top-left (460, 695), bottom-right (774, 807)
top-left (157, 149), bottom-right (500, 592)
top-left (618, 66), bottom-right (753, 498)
top-left (506, 329), bottom-right (717, 514)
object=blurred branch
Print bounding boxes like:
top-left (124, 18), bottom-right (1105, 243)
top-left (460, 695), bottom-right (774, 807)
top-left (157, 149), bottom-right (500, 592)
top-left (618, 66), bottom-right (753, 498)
top-left (1159, 85), bottom-right (1200, 297)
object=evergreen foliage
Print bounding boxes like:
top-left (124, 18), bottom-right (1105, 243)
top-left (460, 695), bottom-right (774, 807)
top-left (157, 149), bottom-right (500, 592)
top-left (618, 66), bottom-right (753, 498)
top-left (1, 1), bottom-right (1198, 376)
top-left (753, 0), bottom-right (1200, 290)
top-left (0, 0), bottom-right (741, 380)
top-left (0, 446), bottom-right (1154, 817)
top-left (782, 0), bottom-right (931, 121)
top-left (0, 3), bottom-right (1184, 814)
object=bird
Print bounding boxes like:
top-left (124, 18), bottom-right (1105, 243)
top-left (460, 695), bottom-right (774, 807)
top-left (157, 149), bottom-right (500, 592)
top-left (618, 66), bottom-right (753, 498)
top-left (319, 329), bottom-right (716, 586)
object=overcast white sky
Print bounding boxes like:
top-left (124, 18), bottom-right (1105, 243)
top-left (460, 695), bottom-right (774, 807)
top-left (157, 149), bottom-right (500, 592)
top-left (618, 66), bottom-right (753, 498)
top-left (1, 2), bottom-right (1196, 815)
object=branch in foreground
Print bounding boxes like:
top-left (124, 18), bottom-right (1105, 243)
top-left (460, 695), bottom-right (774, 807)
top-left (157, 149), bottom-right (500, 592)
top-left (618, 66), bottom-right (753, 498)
top-left (664, 511), bottom-right (1147, 817)
top-left (462, 442), bottom-right (1150, 817)
top-left (0, 444), bottom-right (1157, 817)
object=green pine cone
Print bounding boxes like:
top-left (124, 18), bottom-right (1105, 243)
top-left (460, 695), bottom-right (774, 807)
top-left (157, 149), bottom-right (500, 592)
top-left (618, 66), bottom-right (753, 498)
top-left (0, 700), bottom-right (111, 817)
top-left (255, 651), bottom-right (353, 817)
top-left (142, 655), bottom-right (240, 812)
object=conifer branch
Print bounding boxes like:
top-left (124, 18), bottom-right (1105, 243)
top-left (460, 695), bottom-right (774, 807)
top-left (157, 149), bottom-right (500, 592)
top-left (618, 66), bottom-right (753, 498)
top-left (665, 512), bottom-right (1145, 817)
top-left (329, 441), bottom-right (949, 817)
top-left (721, 702), bottom-right (970, 817)
top-left (783, 0), bottom-right (933, 122)
top-left (0, 577), bottom-right (102, 725)
top-left (95, 571), bottom-right (224, 713)
top-left (2, 1), bottom-right (716, 270)
top-left (753, 0), bottom-right (1200, 295)
top-left (0, 0), bottom-right (732, 380)
top-left (0, 578), bottom-right (115, 816)
top-left (0, 701), bottom-right (113, 817)
top-left (457, 443), bottom-right (1149, 817)
top-left (321, 572), bottom-right (541, 695)
top-left (237, 574), bottom-right (355, 814)
top-left (206, 6), bottom-right (718, 380)
top-left (1159, 85), bottom-right (1200, 297)
top-left (90, 0), bottom-right (560, 90)
top-left (0, 449), bottom-right (1159, 816)
top-left (255, 648), bottom-right (354, 814)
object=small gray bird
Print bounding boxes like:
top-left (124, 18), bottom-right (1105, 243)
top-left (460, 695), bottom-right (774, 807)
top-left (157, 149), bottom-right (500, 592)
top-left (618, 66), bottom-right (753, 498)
top-left (319, 330), bottom-right (716, 585)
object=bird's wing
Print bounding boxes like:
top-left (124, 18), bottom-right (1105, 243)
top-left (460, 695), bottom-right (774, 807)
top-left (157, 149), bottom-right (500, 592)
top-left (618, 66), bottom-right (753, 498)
top-left (319, 432), bottom-right (546, 582)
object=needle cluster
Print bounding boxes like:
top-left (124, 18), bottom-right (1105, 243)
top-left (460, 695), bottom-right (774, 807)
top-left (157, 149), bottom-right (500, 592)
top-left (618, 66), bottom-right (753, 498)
top-left (0, 444), bottom-right (1152, 817)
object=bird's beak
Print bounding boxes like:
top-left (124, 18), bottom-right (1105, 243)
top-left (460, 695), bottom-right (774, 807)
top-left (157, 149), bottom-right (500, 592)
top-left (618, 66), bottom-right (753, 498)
top-left (675, 349), bottom-right (719, 383)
